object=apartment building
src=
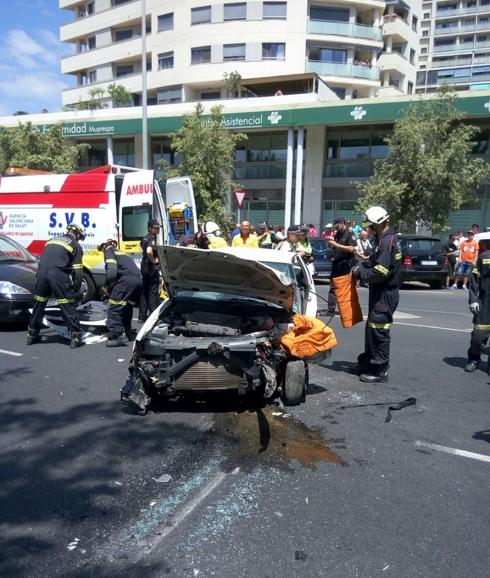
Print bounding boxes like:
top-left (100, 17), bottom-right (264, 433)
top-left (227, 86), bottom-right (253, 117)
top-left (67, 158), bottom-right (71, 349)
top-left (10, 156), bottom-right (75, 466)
top-left (59, 0), bottom-right (422, 108)
top-left (417, 0), bottom-right (490, 92)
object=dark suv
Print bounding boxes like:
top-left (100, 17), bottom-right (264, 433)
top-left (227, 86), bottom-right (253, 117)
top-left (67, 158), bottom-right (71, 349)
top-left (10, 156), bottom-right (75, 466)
top-left (398, 235), bottom-right (448, 289)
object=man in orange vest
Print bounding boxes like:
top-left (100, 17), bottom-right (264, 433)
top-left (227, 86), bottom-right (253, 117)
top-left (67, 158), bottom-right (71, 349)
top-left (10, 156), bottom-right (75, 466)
top-left (231, 221), bottom-right (259, 248)
top-left (453, 230), bottom-right (478, 290)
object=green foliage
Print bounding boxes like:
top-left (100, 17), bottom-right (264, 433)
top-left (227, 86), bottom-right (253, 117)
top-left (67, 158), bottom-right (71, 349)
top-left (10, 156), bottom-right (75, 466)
top-left (0, 122), bottom-right (89, 173)
top-left (13, 111), bottom-right (29, 116)
top-left (223, 70), bottom-right (242, 97)
top-left (357, 87), bottom-right (490, 231)
top-left (88, 87), bottom-right (105, 110)
top-left (161, 104), bottom-right (246, 230)
top-left (107, 83), bottom-right (133, 107)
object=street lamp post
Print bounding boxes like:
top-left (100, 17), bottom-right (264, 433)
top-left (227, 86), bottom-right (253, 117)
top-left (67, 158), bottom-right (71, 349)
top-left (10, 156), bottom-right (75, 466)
top-left (141, 0), bottom-right (148, 169)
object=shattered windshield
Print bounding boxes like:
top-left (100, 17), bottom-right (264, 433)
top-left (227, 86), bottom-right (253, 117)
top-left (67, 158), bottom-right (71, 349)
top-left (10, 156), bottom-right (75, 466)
top-left (261, 261), bottom-right (295, 285)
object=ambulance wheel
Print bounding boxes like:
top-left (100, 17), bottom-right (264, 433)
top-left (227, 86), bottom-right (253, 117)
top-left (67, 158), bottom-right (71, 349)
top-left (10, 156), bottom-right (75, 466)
top-left (282, 360), bottom-right (307, 406)
top-left (81, 273), bottom-right (95, 303)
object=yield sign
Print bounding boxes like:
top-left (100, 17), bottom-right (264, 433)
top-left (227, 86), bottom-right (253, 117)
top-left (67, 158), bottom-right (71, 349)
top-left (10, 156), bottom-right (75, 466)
top-left (234, 189), bottom-right (246, 208)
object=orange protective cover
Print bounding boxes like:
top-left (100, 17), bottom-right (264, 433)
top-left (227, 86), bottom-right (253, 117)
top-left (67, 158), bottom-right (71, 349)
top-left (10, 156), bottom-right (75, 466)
top-left (280, 314), bottom-right (337, 358)
top-left (332, 273), bottom-right (363, 329)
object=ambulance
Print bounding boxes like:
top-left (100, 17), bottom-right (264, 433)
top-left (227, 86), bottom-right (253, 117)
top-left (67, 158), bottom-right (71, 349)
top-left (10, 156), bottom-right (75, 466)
top-left (0, 166), bottom-right (197, 300)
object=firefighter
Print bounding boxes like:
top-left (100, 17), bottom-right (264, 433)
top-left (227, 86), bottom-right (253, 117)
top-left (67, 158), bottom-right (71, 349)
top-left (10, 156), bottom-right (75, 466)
top-left (326, 217), bottom-right (357, 314)
top-left (465, 233), bottom-right (490, 373)
top-left (98, 239), bottom-right (143, 347)
top-left (201, 221), bottom-right (228, 249)
top-left (26, 223), bottom-right (85, 348)
top-left (138, 219), bottom-right (161, 323)
top-left (352, 207), bottom-right (401, 383)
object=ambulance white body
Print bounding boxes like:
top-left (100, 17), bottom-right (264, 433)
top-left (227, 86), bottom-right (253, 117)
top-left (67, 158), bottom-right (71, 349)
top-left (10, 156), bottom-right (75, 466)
top-left (0, 166), bottom-right (197, 299)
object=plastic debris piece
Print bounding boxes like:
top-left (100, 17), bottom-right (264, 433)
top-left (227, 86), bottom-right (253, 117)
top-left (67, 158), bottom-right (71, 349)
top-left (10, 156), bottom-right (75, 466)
top-left (274, 511), bottom-right (284, 518)
top-left (150, 501), bottom-right (157, 507)
top-left (305, 497), bottom-right (309, 504)
top-left (114, 481), bottom-right (122, 486)
top-left (231, 467), bottom-right (240, 475)
top-left (67, 538), bottom-right (80, 551)
top-left (152, 474), bottom-right (172, 483)
top-left (295, 550), bottom-right (307, 562)
top-left (117, 359), bottom-right (125, 363)
top-left (383, 565), bottom-right (390, 572)
top-left (194, 570), bottom-right (200, 576)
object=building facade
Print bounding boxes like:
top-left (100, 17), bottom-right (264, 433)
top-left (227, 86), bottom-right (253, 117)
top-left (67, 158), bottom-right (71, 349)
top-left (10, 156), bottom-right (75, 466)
top-left (59, 0), bottom-right (422, 106)
top-left (417, 0), bottom-right (490, 92)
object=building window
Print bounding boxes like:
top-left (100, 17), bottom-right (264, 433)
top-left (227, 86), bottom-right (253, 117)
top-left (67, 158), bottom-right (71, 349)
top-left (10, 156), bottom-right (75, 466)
top-left (112, 0), bottom-right (130, 5)
top-left (191, 45), bottom-right (211, 64)
top-left (412, 15), bottom-right (418, 32)
top-left (407, 81), bottom-right (414, 94)
top-left (263, 2), bottom-right (287, 19)
top-left (113, 139), bottom-right (135, 167)
top-left (224, 2), bottom-right (247, 21)
top-left (86, 35), bottom-right (96, 49)
top-left (157, 85), bottom-right (182, 104)
top-left (114, 28), bottom-right (133, 42)
top-left (309, 47), bottom-right (347, 63)
top-left (310, 5), bottom-right (349, 22)
top-left (158, 12), bottom-right (174, 32)
top-left (422, 30), bottom-right (429, 37)
top-left (410, 49), bottom-right (416, 64)
top-left (201, 91), bottom-right (221, 100)
top-left (158, 51), bottom-right (174, 70)
top-left (423, 12), bottom-right (430, 19)
top-left (191, 5), bottom-right (212, 24)
top-left (223, 43), bottom-right (246, 61)
top-left (262, 42), bottom-right (286, 60)
top-left (88, 70), bottom-right (96, 83)
top-left (421, 47), bottom-right (428, 54)
top-left (116, 64), bottom-right (134, 77)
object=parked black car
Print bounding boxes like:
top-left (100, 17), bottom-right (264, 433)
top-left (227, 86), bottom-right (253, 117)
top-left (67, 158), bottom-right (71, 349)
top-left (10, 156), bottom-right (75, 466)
top-left (398, 235), bottom-right (448, 289)
top-left (310, 238), bottom-right (333, 281)
top-left (0, 234), bottom-right (40, 322)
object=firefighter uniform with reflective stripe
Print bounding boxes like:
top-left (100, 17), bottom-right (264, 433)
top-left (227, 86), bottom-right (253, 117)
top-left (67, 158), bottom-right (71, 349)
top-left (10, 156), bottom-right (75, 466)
top-left (357, 228), bottom-right (401, 374)
top-left (103, 246), bottom-right (142, 339)
top-left (138, 232), bottom-right (160, 321)
top-left (29, 233), bottom-right (83, 334)
top-left (467, 250), bottom-right (490, 363)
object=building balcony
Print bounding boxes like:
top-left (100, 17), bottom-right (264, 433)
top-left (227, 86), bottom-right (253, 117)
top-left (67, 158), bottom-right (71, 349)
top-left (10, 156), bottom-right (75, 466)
top-left (306, 60), bottom-right (380, 81)
top-left (434, 22), bottom-right (490, 36)
top-left (435, 5), bottom-right (478, 18)
top-left (378, 51), bottom-right (414, 75)
top-left (429, 57), bottom-right (473, 68)
top-left (434, 39), bottom-right (490, 53)
top-left (307, 19), bottom-right (382, 42)
top-left (324, 161), bottom-right (374, 179)
top-left (61, 37), bottom-right (143, 74)
top-left (382, 15), bottom-right (412, 43)
top-left (60, 1), bottom-right (142, 42)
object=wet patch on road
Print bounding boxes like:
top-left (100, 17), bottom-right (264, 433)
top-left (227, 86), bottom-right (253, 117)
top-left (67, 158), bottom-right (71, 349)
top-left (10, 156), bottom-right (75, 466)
top-left (213, 405), bottom-right (346, 470)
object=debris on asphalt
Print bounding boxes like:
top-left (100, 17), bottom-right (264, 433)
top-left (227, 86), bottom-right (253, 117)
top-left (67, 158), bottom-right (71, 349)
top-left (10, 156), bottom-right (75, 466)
top-left (117, 358), bottom-right (125, 363)
top-left (67, 538), bottom-right (80, 551)
top-left (383, 564), bottom-right (390, 571)
top-left (274, 511), bottom-right (284, 518)
top-left (341, 397), bottom-right (417, 423)
top-left (152, 473), bottom-right (172, 483)
top-left (295, 550), bottom-right (307, 561)
top-left (150, 501), bottom-right (157, 507)
top-left (114, 481), bottom-right (122, 486)
top-left (272, 411), bottom-right (282, 416)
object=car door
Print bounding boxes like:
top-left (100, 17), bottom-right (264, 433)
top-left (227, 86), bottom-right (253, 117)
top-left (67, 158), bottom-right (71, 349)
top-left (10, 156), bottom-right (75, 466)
top-left (292, 254), bottom-right (317, 317)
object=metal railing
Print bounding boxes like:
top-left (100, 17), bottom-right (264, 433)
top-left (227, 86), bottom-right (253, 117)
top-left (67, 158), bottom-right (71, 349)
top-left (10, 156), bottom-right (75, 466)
top-left (306, 60), bottom-right (380, 81)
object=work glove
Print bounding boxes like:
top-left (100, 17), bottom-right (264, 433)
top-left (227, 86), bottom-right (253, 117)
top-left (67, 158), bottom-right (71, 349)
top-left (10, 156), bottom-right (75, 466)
top-left (100, 286), bottom-right (110, 301)
top-left (470, 302), bottom-right (479, 314)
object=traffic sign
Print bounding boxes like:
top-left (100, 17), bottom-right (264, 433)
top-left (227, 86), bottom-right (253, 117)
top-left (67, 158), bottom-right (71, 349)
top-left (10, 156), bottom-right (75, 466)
top-left (234, 189), bottom-right (246, 208)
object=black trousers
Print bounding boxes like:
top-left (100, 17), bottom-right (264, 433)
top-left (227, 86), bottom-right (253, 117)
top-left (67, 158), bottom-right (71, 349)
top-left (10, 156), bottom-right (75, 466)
top-left (29, 270), bottom-right (81, 334)
top-left (107, 276), bottom-right (142, 338)
top-left (138, 266), bottom-right (160, 321)
top-left (360, 287), bottom-right (399, 373)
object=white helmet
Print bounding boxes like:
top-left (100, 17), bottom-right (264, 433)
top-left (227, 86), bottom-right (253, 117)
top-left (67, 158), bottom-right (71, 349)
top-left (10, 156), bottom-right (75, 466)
top-left (202, 221), bottom-right (221, 237)
top-left (365, 206), bottom-right (389, 225)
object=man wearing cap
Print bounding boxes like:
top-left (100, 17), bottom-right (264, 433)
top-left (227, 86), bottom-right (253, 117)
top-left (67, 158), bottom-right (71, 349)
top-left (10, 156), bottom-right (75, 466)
top-left (98, 239), bottom-right (142, 346)
top-left (453, 230), bottom-right (478, 290)
top-left (257, 222), bottom-right (273, 249)
top-left (278, 225), bottom-right (301, 252)
top-left (231, 221), bottom-right (259, 248)
top-left (326, 218), bottom-right (357, 315)
top-left (138, 219), bottom-right (162, 322)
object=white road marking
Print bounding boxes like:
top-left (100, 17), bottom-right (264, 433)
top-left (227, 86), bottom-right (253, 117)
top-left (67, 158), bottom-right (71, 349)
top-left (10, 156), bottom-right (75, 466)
top-left (0, 348), bottom-right (23, 357)
top-left (395, 322), bottom-right (471, 333)
top-left (401, 308), bottom-right (468, 316)
top-left (415, 441), bottom-right (490, 463)
top-left (393, 311), bottom-right (420, 319)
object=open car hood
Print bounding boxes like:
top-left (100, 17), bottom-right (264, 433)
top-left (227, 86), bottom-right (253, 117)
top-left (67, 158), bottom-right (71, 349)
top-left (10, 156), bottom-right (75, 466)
top-left (158, 245), bottom-right (295, 311)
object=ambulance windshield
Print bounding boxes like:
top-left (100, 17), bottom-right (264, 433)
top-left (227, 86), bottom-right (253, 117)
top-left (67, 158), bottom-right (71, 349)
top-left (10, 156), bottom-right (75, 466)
top-left (122, 205), bottom-right (152, 240)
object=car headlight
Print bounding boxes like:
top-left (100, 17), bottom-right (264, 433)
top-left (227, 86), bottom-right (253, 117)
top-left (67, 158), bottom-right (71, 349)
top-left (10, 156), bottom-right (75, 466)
top-left (0, 281), bottom-right (31, 296)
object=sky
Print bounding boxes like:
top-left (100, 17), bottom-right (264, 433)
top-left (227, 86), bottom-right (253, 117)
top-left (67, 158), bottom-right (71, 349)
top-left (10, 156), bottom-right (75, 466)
top-left (0, 0), bottom-right (72, 116)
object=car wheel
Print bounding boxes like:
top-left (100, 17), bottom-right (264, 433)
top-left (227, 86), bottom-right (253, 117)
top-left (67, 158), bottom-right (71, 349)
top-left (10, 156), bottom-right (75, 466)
top-left (282, 360), bottom-right (307, 406)
top-left (81, 272), bottom-right (96, 302)
top-left (429, 280), bottom-right (443, 290)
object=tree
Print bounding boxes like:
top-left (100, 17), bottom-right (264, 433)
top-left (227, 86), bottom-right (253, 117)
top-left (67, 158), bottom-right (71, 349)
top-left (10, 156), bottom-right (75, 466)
top-left (161, 104), bottom-right (246, 229)
top-left (356, 88), bottom-right (490, 231)
top-left (223, 71), bottom-right (242, 98)
top-left (0, 122), bottom-right (89, 173)
top-left (87, 87), bottom-right (105, 110)
top-left (107, 83), bottom-right (133, 107)
top-left (13, 111), bottom-right (29, 116)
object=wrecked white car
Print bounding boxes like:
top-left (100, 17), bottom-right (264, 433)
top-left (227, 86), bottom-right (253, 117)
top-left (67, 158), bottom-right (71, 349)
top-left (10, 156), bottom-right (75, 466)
top-left (122, 246), bottom-right (323, 413)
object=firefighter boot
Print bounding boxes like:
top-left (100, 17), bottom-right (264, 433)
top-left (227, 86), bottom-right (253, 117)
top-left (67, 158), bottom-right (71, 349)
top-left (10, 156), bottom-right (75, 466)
top-left (106, 333), bottom-right (128, 347)
top-left (464, 360), bottom-right (479, 372)
top-left (26, 329), bottom-right (40, 345)
top-left (360, 365), bottom-right (389, 383)
top-left (70, 332), bottom-right (84, 349)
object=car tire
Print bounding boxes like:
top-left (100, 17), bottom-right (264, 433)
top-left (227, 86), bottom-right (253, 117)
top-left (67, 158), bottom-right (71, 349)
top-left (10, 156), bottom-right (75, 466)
top-left (81, 272), bottom-right (96, 302)
top-left (282, 360), bottom-right (307, 406)
top-left (429, 280), bottom-right (443, 290)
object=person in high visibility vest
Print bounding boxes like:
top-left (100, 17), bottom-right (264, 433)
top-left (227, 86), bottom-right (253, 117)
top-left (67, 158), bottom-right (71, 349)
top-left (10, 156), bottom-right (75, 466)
top-left (231, 221), bottom-right (259, 249)
top-left (202, 221), bottom-right (228, 249)
top-left (26, 223), bottom-right (85, 348)
top-left (257, 222), bottom-right (273, 249)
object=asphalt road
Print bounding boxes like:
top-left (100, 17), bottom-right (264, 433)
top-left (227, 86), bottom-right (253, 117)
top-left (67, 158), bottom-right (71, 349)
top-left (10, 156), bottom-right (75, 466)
top-left (0, 283), bottom-right (489, 578)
